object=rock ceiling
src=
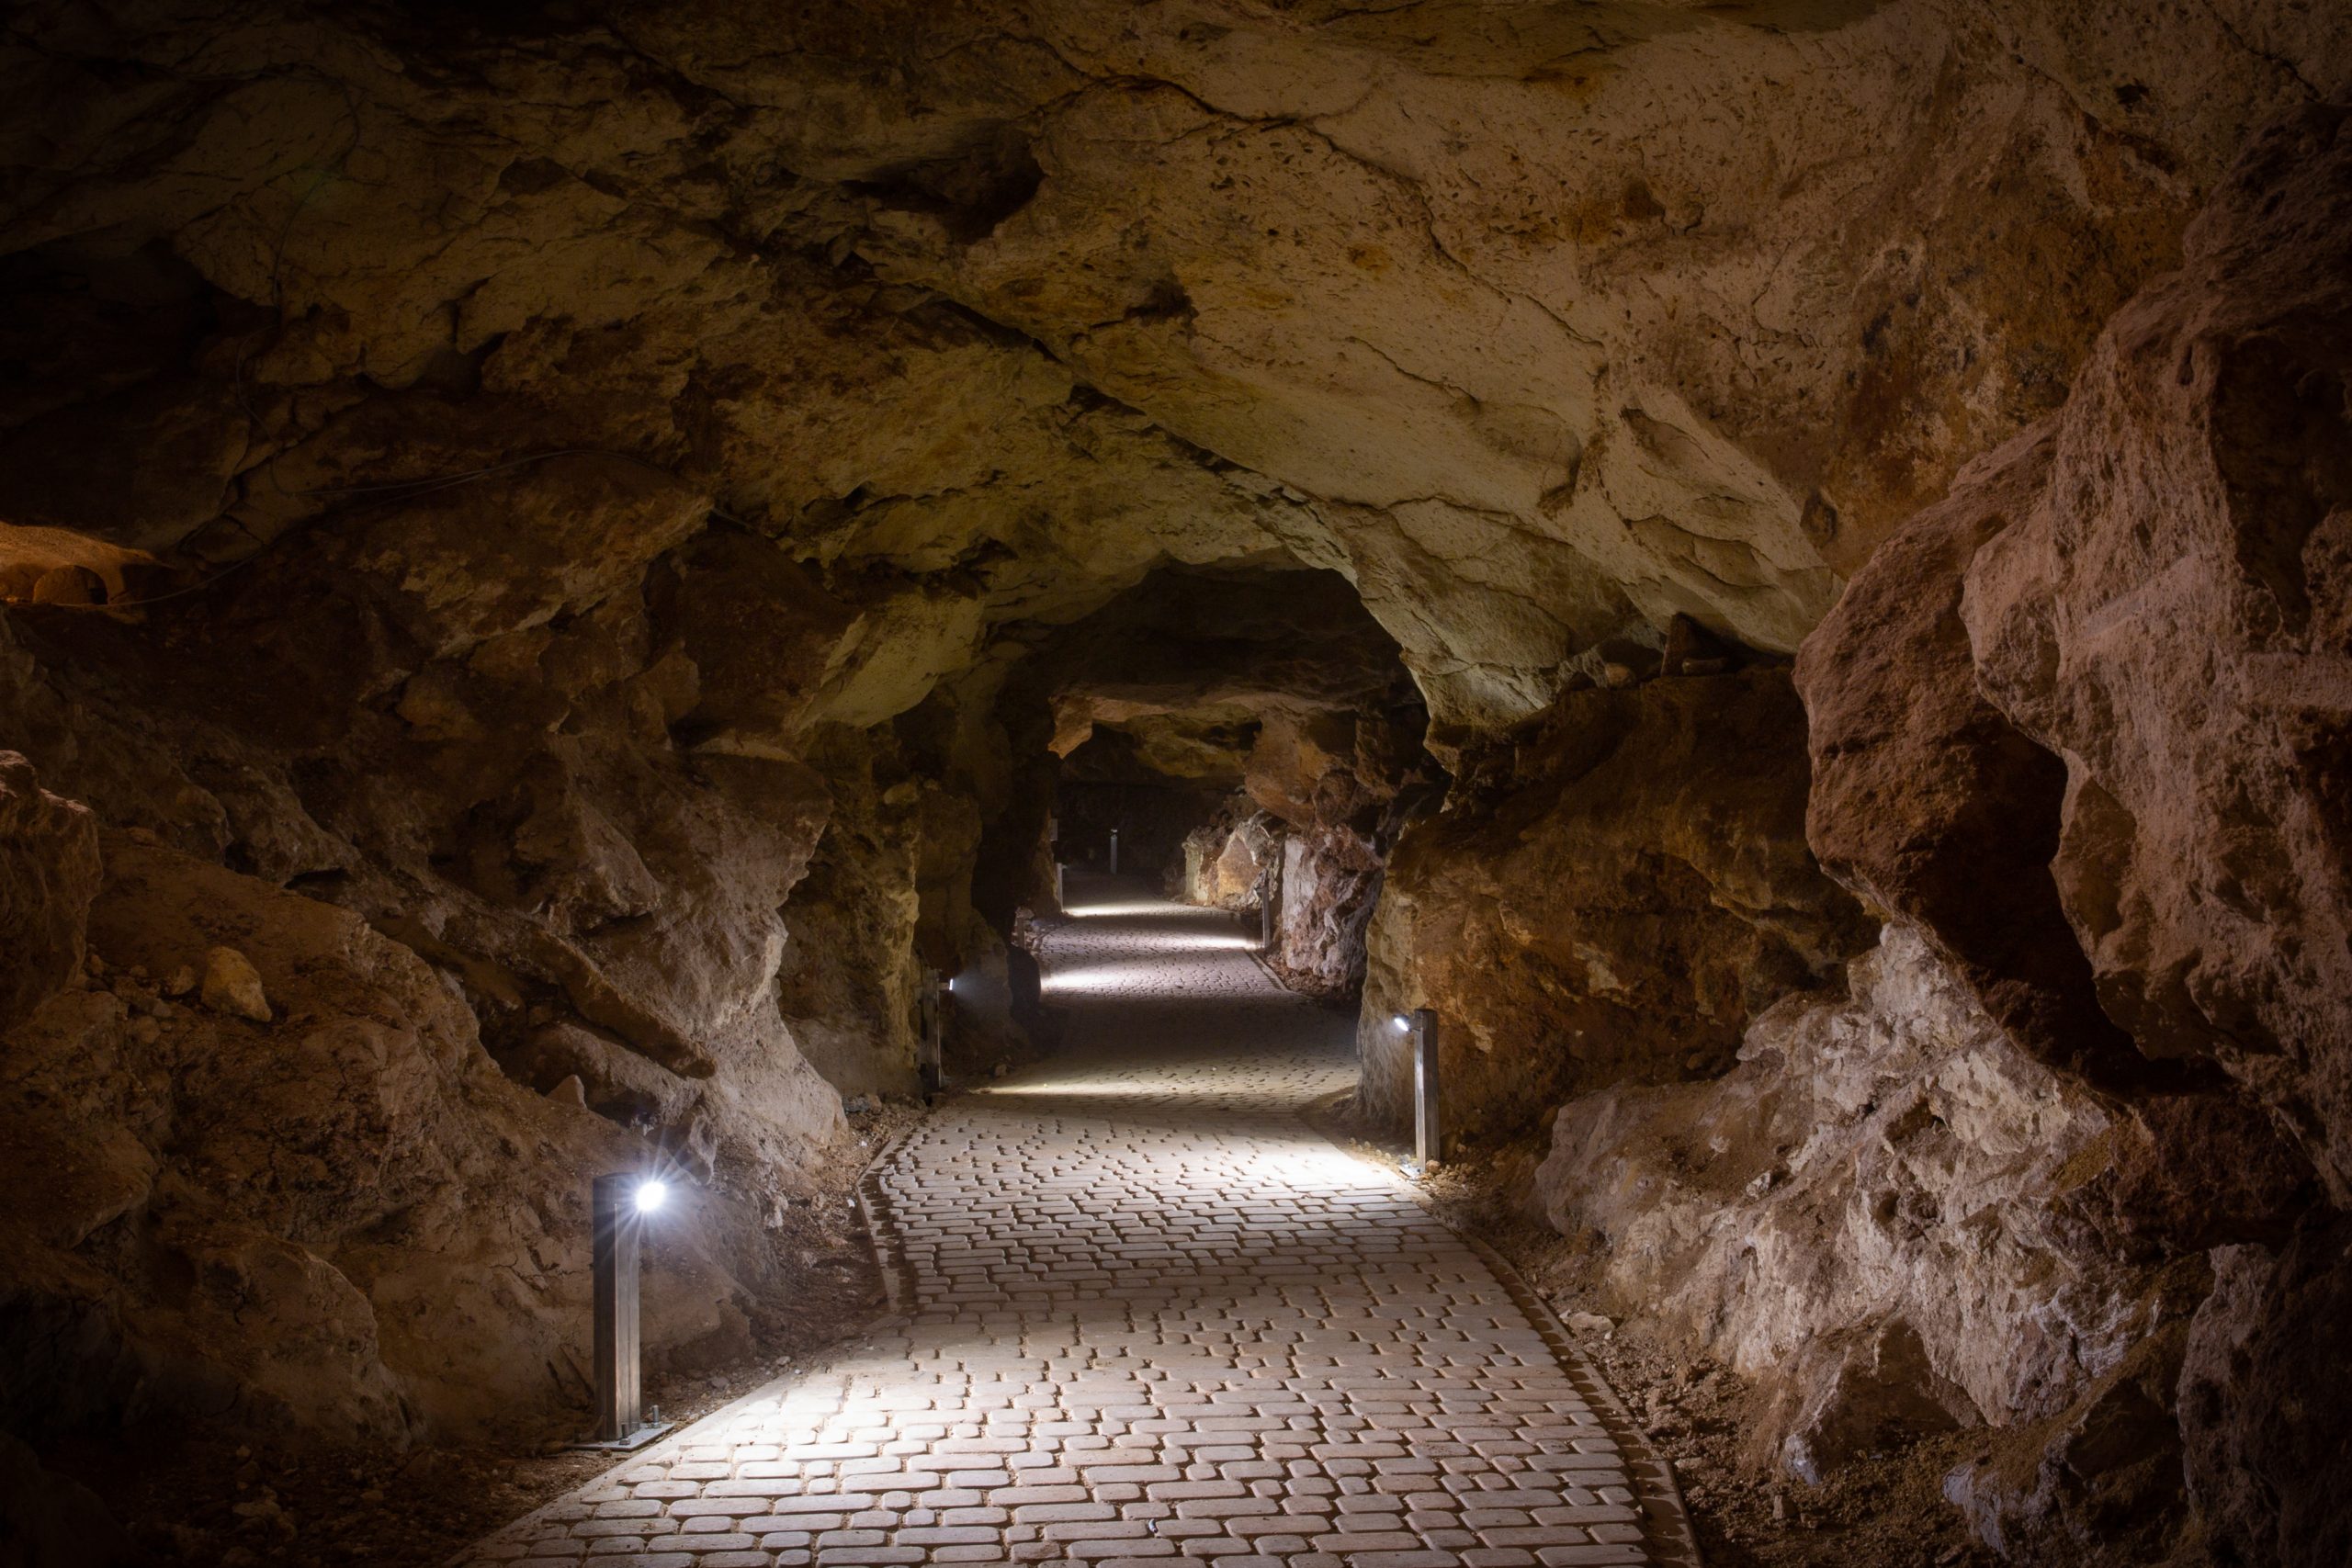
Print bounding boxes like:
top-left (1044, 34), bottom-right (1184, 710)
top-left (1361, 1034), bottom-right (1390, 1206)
top-left (6, 0), bottom-right (2344, 736)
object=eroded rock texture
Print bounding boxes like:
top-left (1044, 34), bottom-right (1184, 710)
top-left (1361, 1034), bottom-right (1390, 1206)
top-left (1962, 107), bottom-right (2352, 1201)
top-left (0, 594), bottom-right (851, 1448)
top-left (1363, 670), bottom-right (1871, 1134)
top-left (1775, 104), bottom-right (2352, 1560)
top-left (2, 0), bottom-right (2349, 1557)
top-left (1538, 926), bottom-right (2215, 1544)
top-left (8, 0), bottom-right (2345, 732)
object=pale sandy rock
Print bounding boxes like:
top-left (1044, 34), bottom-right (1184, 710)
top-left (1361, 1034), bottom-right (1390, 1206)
top-left (199, 944), bottom-right (272, 1023)
top-left (1535, 926), bottom-right (2180, 1483)
top-left (9, 2), bottom-right (2340, 730)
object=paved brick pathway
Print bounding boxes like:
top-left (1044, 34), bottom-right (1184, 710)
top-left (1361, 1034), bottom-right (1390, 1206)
top-left (460, 877), bottom-right (1693, 1568)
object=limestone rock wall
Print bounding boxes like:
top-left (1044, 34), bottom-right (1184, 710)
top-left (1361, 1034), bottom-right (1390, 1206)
top-left (1535, 927), bottom-right (2193, 1487)
top-left (1959, 106), bottom-right (2352, 1202)
top-left (1361, 670), bottom-right (1872, 1135)
top-left (0, 516), bottom-right (882, 1447)
top-left (1263, 826), bottom-right (1386, 1000)
top-left (1763, 106), bottom-right (2352, 1561)
top-left (7, 1), bottom-right (2343, 736)
top-left (3, 2), bottom-right (2350, 1555)
top-left (0, 823), bottom-right (776, 1444)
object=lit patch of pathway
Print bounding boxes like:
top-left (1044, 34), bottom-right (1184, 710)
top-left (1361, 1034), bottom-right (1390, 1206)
top-left (460, 876), bottom-right (1694, 1567)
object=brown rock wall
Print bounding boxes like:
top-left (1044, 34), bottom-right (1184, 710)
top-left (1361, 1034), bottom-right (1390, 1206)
top-left (0, 525), bottom-right (870, 1443)
top-left (0, 835), bottom-right (768, 1443)
top-left (1960, 105), bottom-right (2352, 1200)
top-left (1769, 105), bottom-right (2352, 1558)
top-left (1361, 670), bottom-right (1871, 1135)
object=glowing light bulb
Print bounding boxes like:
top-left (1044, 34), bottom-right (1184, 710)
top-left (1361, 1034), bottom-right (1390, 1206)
top-left (634, 1179), bottom-right (668, 1214)
top-left (1389, 1014), bottom-right (1411, 1034)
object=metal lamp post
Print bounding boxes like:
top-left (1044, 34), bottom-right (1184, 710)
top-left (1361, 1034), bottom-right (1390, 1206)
top-left (1390, 1009), bottom-right (1441, 1174)
top-left (1259, 848), bottom-right (1283, 953)
top-left (919, 971), bottom-right (945, 1102)
top-left (581, 1173), bottom-right (673, 1450)
top-left (1411, 1008), bottom-right (1442, 1168)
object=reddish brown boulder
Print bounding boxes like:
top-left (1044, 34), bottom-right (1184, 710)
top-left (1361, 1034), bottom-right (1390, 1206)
top-left (1792, 429), bottom-right (2146, 1088)
top-left (1962, 105), bottom-right (2352, 1201)
top-left (2177, 1219), bottom-right (2352, 1568)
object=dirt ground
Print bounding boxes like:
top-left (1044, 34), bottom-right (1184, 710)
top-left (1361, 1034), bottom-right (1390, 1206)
top-left (1303, 1095), bottom-right (2008, 1568)
top-left (53, 1099), bottom-right (923, 1568)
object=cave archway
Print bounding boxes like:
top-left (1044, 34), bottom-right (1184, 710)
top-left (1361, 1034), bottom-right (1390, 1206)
top-left (2, 7), bottom-right (2348, 1566)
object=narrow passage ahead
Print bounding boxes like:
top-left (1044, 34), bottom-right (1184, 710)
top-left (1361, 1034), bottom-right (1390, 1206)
top-left (464, 876), bottom-right (1692, 1567)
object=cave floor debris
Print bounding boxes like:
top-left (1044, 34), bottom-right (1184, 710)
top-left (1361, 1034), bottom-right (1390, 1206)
top-left (459, 875), bottom-right (1694, 1567)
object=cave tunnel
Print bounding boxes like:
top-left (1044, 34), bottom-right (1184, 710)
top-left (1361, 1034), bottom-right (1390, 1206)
top-left (3, 6), bottom-right (2350, 1567)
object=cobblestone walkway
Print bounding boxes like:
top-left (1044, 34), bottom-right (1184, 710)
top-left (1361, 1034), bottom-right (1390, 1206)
top-left (461, 877), bottom-right (1692, 1568)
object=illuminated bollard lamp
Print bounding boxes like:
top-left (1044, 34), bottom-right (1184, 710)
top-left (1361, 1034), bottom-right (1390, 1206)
top-left (919, 971), bottom-right (947, 1102)
top-left (1390, 1009), bottom-right (1442, 1177)
top-left (574, 1172), bottom-right (676, 1450)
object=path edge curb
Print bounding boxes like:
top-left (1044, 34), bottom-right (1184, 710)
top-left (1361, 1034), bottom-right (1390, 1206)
top-left (854, 1112), bottom-right (928, 1315)
top-left (1296, 1096), bottom-right (1706, 1568)
top-left (447, 1115), bottom-right (933, 1568)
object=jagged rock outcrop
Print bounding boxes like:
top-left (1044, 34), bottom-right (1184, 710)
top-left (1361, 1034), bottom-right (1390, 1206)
top-left (0, 506), bottom-right (863, 1447)
top-left (2176, 1219), bottom-right (2352, 1568)
top-left (1961, 104), bottom-right (2352, 1203)
top-left (1260, 824), bottom-right (1387, 998)
top-left (1773, 104), bottom-right (2351, 1560)
top-left (1792, 427), bottom-right (2148, 1088)
top-left (1363, 669), bottom-right (1871, 1134)
top-left (0, 832), bottom-right (773, 1443)
top-left (1537, 927), bottom-right (2202, 1514)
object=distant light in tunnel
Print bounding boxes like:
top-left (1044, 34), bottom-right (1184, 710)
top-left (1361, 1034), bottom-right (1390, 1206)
top-left (634, 1179), bottom-right (669, 1214)
top-left (1064, 899), bottom-right (1178, 918)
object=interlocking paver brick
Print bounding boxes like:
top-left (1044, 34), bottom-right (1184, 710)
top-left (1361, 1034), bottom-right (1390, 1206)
top-left (460, 880), bottom-right (1677, 1568)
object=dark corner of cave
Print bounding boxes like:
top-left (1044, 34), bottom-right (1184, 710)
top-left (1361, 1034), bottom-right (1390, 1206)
top-left (2, 6), bottom-right (2347, 1568)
